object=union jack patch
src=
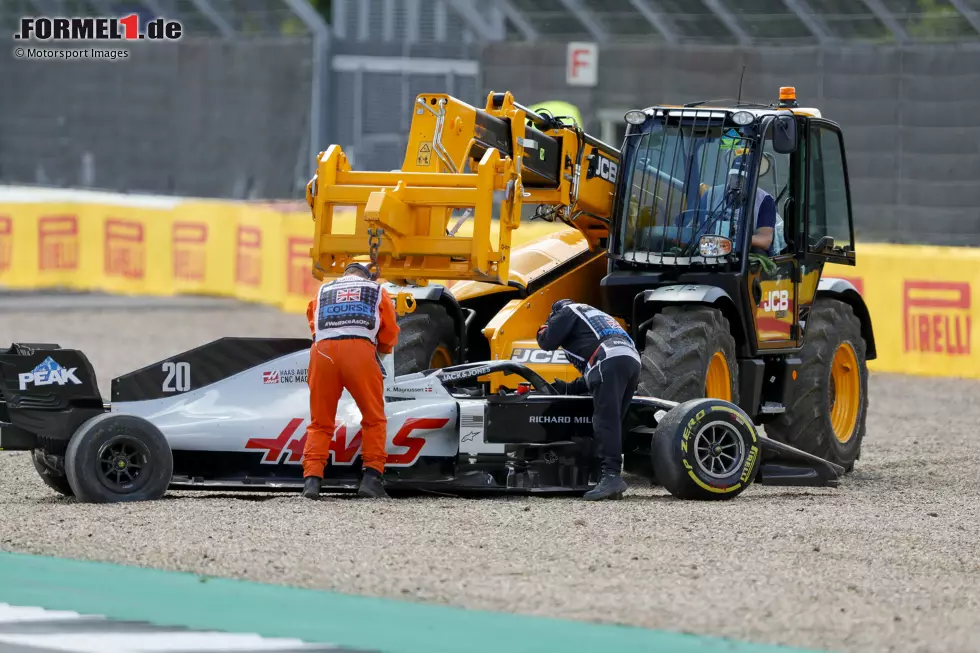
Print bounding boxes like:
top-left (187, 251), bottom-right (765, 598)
top-left (336, 288), bottom-right (361, 302)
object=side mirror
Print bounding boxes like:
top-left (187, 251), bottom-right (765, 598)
top-left (773, 115), bottom-right (797, 154)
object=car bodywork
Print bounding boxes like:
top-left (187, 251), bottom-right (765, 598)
top-left (0, 339), bottom-right (844, 496)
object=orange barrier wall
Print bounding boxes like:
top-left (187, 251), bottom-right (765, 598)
top-left (0, 189), bottom-right (975, 379)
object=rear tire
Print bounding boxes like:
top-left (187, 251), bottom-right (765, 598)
top-left (652, 398), bottom-right (760, 501)
top-left (65, 413), bottom-right (173, 504)
top-left (31, 450), bottom-right (74, 497)
top-left (766, 298), bottom-right (868, 471)
top-left (639, 306), bottom-right (739, 404)
top-left (394, 303), bottom-right (459, 375)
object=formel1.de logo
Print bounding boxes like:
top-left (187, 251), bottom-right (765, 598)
top-left (14, 15), bottom-right (182, 41)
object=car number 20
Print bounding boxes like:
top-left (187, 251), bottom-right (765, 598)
top-left (162, 361), bottom-right (191, 392)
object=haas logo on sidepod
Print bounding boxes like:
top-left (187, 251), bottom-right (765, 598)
top-left (245, 417), bottom-right (450, 467)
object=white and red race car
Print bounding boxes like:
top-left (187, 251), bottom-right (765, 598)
top-left (0, 338), bottom-right (843, 503)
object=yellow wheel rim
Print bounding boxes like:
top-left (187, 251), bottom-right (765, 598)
top-left (704, 351), bottom-right (732, 401)
top-left (430, 345), bottom-right (454, 369)
top-left (830, 342), bottom-right (860, 443)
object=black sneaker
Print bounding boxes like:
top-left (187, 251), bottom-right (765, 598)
top-left (357, 468), bottom-right (390, 499)
top-left (583, 473), bottom-right (627, 501)
top-left (301, 476), bottom-right (321, 500)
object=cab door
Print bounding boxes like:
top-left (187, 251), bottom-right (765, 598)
top-left (748, 118), bottom-right (801, 350)
top-left (797, 118), bottom-right (857, 344)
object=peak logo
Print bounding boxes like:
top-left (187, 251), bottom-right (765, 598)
top-left (18, 357), bottom-right (82, 391)
top-left (903, 281), bottom-right (971, 356)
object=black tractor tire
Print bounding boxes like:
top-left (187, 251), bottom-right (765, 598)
top-left (394, 303), bottom-right (459, 375)
top-left (651, 398), bottom-right (761, 501)
top-left (31, 449), bottom-right (74, 497)
top-left (65, 413), bottom-right (173, 504)
top-left (639, 306), bottom-right (739, 404)
top-left (766, 298), bottom-right (868, 472)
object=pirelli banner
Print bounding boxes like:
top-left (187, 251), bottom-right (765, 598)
top-left (0, 187), bottom-right (562, 315)
top-left (0, 189), bottom-right (319, 316)
top-left (826, 244), bottom-right (977, 379)
top-left (0, 188), bottom-right (976, 380)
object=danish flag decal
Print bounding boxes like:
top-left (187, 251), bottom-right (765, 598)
top-left (244, 417), bottom-right (449, 466)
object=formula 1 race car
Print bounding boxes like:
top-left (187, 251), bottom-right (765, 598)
top-left (0, 339), bottom-right (844, 503)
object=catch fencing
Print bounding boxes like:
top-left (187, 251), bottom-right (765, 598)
top-left (481, 42), bottom-right (980, 248)
top-left (0, 37), bottom-right (479, 201)
top-left (4, 39), bottom-right (978, 249)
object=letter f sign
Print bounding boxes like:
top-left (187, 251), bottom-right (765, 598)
top-left (566, 42), bottom-right (597, 87)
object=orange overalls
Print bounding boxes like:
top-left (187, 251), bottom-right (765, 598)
top-left (301, 277), bottom-right (399, 479)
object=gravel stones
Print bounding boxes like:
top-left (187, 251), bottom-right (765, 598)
top-left (1, 296), bottom-right (978, 653)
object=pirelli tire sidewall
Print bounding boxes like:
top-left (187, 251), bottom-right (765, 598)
top-left (652, 398), bottom-right (760, 501)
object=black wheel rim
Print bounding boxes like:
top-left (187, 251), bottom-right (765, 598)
top-left (97, 435), bottom-right (151, 493)
top-left (693, 421), bottom-right (745, 479)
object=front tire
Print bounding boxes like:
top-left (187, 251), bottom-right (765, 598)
top-left (652, 398), bottom-right (760, 501)
top-left (65, 413), bottom-right (173, 504)
top-left (31, 449), bottom-right (74, 497)
top-left (766, 298), bottom-right (868, 471)
top-left (639, 306), bottom-right (739, 403)
top-left (394, 303), bottom-right (459, 375)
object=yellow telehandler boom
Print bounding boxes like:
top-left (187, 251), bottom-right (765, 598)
top-left (306, 91), bottom-right (619, 286)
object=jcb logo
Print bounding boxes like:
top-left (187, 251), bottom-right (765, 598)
top-left (38, 216), bottom-right (78, 271)
top-left (589, 153), bottom-right (618, 184)
top-left (287, 236), bottom-right (318, 296)
top-left (236, 226), bottom-right (262, 286)
top-left (172, 223), bottom-right (207, 281)
top-left (762, 289), bottom-right (789, 313)
top-left (510, 348), bottom-right (569, 365)
top-left (903, 281), bottom-right (971, 356)
top-left (104, 219), bottom-right (145, 279)
top-left (0, 217), bottom-right (11, 273)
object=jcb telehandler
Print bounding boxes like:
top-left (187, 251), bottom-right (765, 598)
top-left (306, 87), bottom-right (875, 471)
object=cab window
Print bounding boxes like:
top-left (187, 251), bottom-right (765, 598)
top-left (807, 124), bottom-right (853, 252)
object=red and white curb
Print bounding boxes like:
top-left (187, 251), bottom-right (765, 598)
top-left (0, 603), bottom-right (373, 652)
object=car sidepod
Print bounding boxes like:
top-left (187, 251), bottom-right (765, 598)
top-left (111, 342), bottom-right (460, 488)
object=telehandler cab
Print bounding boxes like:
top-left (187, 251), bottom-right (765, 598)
top-left (306, 87), bottom-right (875, 471)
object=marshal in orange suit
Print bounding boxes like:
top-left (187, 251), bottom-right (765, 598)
top-left (301, 262), bottom-right (399, 499)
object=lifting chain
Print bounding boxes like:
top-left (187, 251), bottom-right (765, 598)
top-left (366, 227), bottom-right (384, 280)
